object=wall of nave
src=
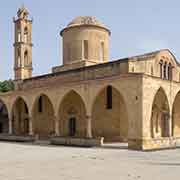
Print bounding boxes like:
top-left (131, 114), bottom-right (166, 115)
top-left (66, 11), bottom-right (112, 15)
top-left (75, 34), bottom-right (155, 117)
top-left (0, 74), bottom-right (143, 144)
top-left (1, 73), bottom-right (180, 149)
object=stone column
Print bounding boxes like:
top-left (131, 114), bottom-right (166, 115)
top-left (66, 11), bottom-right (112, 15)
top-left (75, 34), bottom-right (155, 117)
top-left (163, 112), bottom-right (172, 137)
top-left (55, 116), bottom-right (60, 136)
top-left (29, 117), bottom-right (34, 136)
top-left (169, 113), bottom-right (173, 137)
top-left (86, 115), bottom-right (92, 138)
top-left (162, 64), bottom-right (164, 78)
top-left (166, 64), bottom-right (169, 80)
top-left (8, 116), bottom-right (13, 135)
top-left (159, 61), bottom-right (163, 78)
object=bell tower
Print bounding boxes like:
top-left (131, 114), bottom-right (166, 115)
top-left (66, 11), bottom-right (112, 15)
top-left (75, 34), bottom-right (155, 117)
top-left (13, 6), bottom-right (33, 80)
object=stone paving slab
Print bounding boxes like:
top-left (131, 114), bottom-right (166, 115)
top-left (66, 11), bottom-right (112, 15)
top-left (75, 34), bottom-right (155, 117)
top-left (0, 142), bottom-right (180, 180)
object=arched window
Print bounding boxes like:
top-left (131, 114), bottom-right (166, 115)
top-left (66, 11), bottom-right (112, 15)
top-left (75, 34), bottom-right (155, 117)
top-left (159, 60), bottom-right (163, 78)
top-left (18, 31), bottom-right (21, 42)
top-left (23, 12), bottom-right (27, 19)
top-left (17, 48), bottom-right (21, 67)
top-left (163, 62), bottom-right (167, 79)
top-left (100, 42), bottom-right (104, 62)
top-left (106, 86), bottom-right (112, 109)
top-left (83, 40), bottom-right (88, 60)
top-left (24, 51), bottom-right (28, 66)
top-left (168, 63), bottom-right (172, 80)
top-left (24, 27), bottom-right (28, 43)
top-left (66, 43), bottom-right (71, 62)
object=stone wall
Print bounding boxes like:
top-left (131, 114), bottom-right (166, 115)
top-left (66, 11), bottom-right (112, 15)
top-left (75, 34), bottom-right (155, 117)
top-left (0, 70), bottom-right (143, 149)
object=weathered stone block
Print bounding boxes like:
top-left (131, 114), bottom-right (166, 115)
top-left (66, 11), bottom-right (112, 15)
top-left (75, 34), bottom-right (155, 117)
top-left (50, 136), bottom-right (104, 147)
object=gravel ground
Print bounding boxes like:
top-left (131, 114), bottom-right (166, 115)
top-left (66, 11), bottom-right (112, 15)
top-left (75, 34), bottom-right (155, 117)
top-left (0, 142), bottom-right (180, 180)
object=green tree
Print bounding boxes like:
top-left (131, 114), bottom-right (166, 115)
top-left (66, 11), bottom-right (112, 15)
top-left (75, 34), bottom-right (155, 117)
top-left (0, 80), bottom-right (15, 93)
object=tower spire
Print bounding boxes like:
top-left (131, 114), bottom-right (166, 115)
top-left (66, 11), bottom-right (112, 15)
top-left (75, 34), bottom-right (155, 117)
top-left (13, 6), bottom-right (33, 80)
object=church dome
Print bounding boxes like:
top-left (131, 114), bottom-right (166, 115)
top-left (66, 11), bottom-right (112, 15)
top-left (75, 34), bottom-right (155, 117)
top-left (67, 16), bottom-right (106, 28)
top-left (60, 16), bottom-right (110, 35)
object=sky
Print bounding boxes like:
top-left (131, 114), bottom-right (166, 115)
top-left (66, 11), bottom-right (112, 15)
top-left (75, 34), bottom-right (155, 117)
top-left (0, 0), bottom-right (180, 80)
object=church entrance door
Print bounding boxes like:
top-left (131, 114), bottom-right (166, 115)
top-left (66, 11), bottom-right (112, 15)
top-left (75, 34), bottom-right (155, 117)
top-left (69, 117), bottom-right (76, 137)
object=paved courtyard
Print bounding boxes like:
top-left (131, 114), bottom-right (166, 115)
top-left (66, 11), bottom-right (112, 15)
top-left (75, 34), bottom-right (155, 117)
top-left (0, 142), bottom-right (180, 180)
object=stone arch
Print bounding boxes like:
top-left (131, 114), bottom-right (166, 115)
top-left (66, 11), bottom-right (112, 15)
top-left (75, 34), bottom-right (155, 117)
top-left (91, 85), bottom-right (128, 142)
top-left (172, 90), bottom-right (180, 137)
top-left (58, 90), bottom-right (87, 137)
top-left (0, 99), bottom-right (9, 133)
top-left (11, 97), bottom-right (29, 135)
top-left (24, 27), bottom-right (28, 43)
top-left (150, 87), bottom-right (170, 138)
top-left (32, 93), bottom-right (55, 139)
top-left (24, 50), bottom-right (28, 65)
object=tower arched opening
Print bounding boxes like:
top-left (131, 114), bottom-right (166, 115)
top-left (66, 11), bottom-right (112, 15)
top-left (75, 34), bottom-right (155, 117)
top-left (24, 27), bottom-right (28, 43)
top-left (24, 50), bottom-right (28, 65)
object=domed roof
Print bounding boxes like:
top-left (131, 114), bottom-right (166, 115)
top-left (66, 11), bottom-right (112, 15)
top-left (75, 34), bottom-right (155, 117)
top-left (60, 16), bottom-right (110, 36)
top-left (67, 16), bottom-right (106, 28)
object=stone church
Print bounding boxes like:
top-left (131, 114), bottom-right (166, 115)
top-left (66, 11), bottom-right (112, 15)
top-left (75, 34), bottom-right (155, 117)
top-left (0, 6), bottom-right (180, 150)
